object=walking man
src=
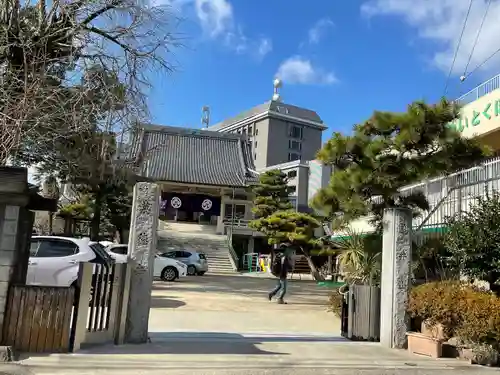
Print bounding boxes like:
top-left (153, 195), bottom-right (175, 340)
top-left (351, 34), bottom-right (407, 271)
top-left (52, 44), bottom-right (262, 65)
top-left (268, 247), bottom-right (293, 304)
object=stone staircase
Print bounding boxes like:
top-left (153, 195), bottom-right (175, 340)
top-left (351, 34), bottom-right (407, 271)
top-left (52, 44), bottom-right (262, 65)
top-left (157, 221), bottom-right (237, 274)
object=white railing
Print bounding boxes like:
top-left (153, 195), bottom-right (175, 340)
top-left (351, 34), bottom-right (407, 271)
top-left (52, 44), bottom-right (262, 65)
top-left (223, 217), bottom-right (252, 229)
top-left (456, 73), bottom-right (500, 105)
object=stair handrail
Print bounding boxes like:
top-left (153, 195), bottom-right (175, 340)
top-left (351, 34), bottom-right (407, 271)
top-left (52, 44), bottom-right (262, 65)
top-left (225, 227), bottom-right (239, 271)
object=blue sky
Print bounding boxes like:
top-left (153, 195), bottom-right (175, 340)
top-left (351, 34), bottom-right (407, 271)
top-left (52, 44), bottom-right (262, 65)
top-left (148, 0), bottom-right (500, 139)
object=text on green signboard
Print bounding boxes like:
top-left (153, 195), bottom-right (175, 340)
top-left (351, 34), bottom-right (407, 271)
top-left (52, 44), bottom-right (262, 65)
top-left (448, 99), bottom-right (500, 132)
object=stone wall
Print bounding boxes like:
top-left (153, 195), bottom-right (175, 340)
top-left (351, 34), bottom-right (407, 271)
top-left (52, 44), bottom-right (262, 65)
top-left (380, 208), bottom-right (412, 349)
top-left (125, 182), bottom-right (160, 343)
top-left (0, 205), bottom-right (21, 341)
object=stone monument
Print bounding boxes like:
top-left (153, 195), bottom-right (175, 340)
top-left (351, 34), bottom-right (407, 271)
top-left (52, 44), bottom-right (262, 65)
top-left (125, 182), bottom-right (160, 343)
top-left (380, 207), bottom-right (412, 349)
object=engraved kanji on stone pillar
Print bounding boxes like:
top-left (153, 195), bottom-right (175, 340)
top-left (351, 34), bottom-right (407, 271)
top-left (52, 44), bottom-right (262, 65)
top-left (380, 208), bottom-right (412, 349)
top-left (125, 182), bottom-right (160, 344)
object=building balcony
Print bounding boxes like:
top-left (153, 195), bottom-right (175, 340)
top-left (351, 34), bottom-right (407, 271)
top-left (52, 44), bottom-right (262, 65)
top-left (218, 216), bottom-right (264, 236)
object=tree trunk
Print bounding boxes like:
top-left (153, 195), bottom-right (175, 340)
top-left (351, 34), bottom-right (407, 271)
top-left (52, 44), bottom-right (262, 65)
top-left (63, 218), bottom-right (72, 236)
top-left (302, 251), bottom-right (324, 281)
top-left (48, 212), bottom-right (53, 234)
top-left (90, 191), bottom-right (103, 241)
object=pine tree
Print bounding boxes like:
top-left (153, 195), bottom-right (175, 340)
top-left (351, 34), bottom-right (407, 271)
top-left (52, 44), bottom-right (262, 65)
top-left (258, 211), bottom-right (326, 280)
top-left (249, 169), bottom-right (294, 262)
top-left (313, 99), bottom-right (490, 230)
top-left (250, 169), bottom-right (293, 224)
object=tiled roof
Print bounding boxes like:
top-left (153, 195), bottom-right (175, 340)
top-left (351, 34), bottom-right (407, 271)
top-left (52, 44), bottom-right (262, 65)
top-left (208, 100), bottom-right (325, 130)
top-left (125, 124), bottom-right (258, 187)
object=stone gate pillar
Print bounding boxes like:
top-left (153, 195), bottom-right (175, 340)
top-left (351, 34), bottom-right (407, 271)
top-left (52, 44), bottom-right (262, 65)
top-left (125, 182), bottom-right (160, 344)
top-left (380, 208), bottom-right (412, 349)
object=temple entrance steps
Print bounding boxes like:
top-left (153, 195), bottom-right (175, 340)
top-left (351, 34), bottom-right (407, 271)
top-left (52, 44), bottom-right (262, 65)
top-left (157, 221), bottom-right (236, 274)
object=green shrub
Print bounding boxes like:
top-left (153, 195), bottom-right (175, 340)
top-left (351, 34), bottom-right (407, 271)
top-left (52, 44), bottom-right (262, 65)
top-left (327, 289), bottom-right (343, 318)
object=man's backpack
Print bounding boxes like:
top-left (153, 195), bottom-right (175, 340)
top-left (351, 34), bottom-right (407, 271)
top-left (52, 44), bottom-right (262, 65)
top-left (271, 253), bottom-right (283, 276)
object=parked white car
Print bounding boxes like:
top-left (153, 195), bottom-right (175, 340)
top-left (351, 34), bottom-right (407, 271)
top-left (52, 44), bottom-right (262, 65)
top-left (28, 236), bottom-right (98, 287)
top-left (105, 244), bottom-right (188, 282)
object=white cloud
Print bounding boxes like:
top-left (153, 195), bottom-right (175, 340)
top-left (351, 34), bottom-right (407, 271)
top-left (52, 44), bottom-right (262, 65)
top-left (308, 18), bottom-right (334, 44)
top-left (166, 0), bottom-right (272, 58)
top-left (361, 0), bottom-right (500, 76)
top-left (194, 0), bottom-right (233, 37)
top-left (276, 56), bottom-right (337, 85)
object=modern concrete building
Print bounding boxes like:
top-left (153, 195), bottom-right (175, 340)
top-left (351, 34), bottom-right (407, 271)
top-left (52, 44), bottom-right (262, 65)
top-left (257, 159), bottom-right (332, 212)
top-left (207, 94), bottom-right (327, 169)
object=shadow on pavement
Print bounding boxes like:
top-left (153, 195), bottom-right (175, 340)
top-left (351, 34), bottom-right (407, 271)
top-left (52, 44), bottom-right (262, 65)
top-left (72, 332), bottom-right (287, 356)
top-left (150, 297), bottom-right (186, 309)
top-left (149, 332), bottom-right (348, 343)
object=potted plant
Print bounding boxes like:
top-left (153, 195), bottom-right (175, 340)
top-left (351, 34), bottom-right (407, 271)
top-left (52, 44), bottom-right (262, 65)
top-left (406, 281), bottom-right (465, 358)
top-left (455, 289), bottom-right (500, 366)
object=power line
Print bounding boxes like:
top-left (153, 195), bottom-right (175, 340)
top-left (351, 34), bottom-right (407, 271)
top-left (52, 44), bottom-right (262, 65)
top-left (443, 0), bottom-right (474, 96)
top-left (463, 45), bottom-right (500, 80)
top-left (463, 0), bottom-right (492, 76)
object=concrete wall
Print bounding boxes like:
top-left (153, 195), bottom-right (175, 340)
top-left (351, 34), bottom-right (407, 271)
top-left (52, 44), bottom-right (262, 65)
top-left (296, 165), bottom-right (310, 208)
top-left (307, 160), bottom-right (333, 202)
top-left (264, 117), bottom-right (322, 167)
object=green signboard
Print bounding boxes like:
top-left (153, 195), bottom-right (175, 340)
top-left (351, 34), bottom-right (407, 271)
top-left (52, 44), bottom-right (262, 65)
top-left (448, 99), bottom-right (500, 132)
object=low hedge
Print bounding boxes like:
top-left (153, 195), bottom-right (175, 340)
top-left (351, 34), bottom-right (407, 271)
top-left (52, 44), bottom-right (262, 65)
top-left (408, 281), bottom-right (500, 348)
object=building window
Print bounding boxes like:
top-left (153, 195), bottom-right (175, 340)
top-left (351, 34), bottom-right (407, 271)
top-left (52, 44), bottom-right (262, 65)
top-left (288, 185), bottom-right (297, 194)
top-left (287, 170), bottom-right (297, 178)
top-left (254, 153), bottom-right (257, 160)
top-left (242, 128), bottom-right (247, 134)
top-left (248, 125), bottom-right (253, 135)
top-left (289, 140), bottom-right (302, 151)
top-left (288, 196), bottom-right (297, 208)
top-left (288, 124), bottom-right (303, 139)
top-left (288, 153), bottom-right (300, 161)
top-left (255, 128), bottom-right (259, 136)
top-left (224, 204), bottom-right (246, 219)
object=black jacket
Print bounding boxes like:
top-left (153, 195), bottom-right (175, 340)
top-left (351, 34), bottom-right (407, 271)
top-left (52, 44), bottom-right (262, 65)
top-left (279, 256), bottom-right (290, 279)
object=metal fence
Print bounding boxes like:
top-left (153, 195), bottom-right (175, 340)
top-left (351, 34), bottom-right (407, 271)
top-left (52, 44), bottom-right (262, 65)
top-left (400, 157), bottom-right (500, 233)
top-left (456, 74), bottom-right (500, 105)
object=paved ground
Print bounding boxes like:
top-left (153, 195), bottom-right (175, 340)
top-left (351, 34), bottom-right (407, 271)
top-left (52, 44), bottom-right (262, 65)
top-left (8, 274), bottom-right (500, 374)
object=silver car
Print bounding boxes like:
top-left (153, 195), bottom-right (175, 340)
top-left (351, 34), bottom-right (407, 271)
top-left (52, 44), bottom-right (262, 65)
top-left (160, 250), bottom-right (208, 276)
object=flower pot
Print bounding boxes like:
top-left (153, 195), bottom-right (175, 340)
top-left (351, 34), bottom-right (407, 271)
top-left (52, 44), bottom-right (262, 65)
top-left (407, 332), bottom-right (443, 358)
top-left (421, 320), bottom-right (446, 340)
